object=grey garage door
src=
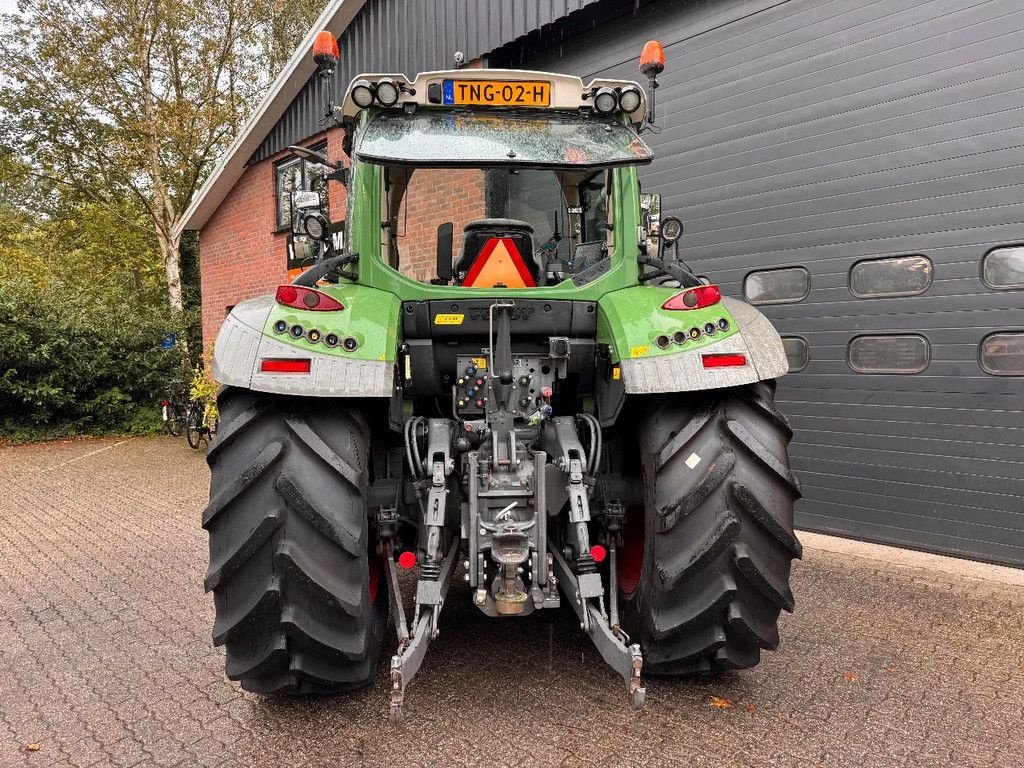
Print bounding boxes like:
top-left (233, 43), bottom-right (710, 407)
top-left (522, 0), bottom-right (1024, 565)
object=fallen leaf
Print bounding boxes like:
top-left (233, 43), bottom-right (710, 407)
top-left (744, 703), bottom-right (757, 714)
top-left (23, 744), bottom-right (41, 753)
top-left (882, 666), bottom-right (897, 673)
top-left (842, 673), bottom-right (859, 683)
top-left (709, 695), bottom-right (734, 709)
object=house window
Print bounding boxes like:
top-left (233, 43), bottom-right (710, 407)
top-left (982, 246), bottom-right (1024, 289)
top-left (850, 255), bottom-right (932, 298)
top-left (781, 336), bottom-right (809, 372)
top-left (980, 332), bottom-right (1024, 376)
top-left (848, 334), bottom-right (930, 374)
top-left (275, 142), bottom-right (330, 231)
top-left (743, 267), bottom-right (809, 305)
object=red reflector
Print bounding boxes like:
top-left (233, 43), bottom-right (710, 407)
top-left (260, 358), bottom-right (311, 373)
top-left (398, 551), bottom-right (417, 570)
top-left (275, 285), bottom-right (344, 311)
top-left (702, 353), bottom-right (747, 368)
top-left (590, 544), bottom-right (607, 563)
top-left (662, 285), bottom-right (722, 310)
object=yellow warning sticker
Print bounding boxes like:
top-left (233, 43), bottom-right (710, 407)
top-left (630, 345), bottom-right (649, 358)
top-left (612, 366), bottom-right (621, 380)
top-left (432, 313), bottom-right (464, 325)
top-left (471, 357), bottom-right (488, 370)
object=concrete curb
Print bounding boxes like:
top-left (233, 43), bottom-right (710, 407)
top-left (799, 530), bottom-right (1024, 586)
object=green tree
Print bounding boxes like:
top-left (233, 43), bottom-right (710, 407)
top-left (0, 0), bottom-right (323, 316)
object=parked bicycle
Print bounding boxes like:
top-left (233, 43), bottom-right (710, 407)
top-left (160, 384), bottom-right (187, 437)
top-left (185, 399), bottom-right (218, 449)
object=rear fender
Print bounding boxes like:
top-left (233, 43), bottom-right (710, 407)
top-left (211, 286), bottom-right (399, 397)
top-left (596, 287), bottom-right (788, 394)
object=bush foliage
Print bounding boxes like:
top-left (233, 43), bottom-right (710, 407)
top-left (0, 171), bottom-right (197, 442)
top-left (0, 276), bottom-right (190, 442)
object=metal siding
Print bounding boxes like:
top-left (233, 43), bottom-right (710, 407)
top-left (251, 0), bottom-right (599, 162)
top-left (526, 0), bottom-right (1024, 566)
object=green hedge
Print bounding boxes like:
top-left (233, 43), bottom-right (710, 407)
top-left (0, 277), bottom-right (187, 442)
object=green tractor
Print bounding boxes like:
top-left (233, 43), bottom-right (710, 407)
top-left (203, 33), bottom-right (801, 720)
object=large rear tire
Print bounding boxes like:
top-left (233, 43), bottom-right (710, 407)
top-left (619, 381), bottom-right (802, 675)
top-left (203, 387), bottom-right (386, 694)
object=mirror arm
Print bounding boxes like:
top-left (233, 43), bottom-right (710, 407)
top-left (287, 144), bottom-right (348, 184)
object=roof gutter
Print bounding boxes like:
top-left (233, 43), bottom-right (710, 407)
top-left (176, 0), bottom-right (367, 236)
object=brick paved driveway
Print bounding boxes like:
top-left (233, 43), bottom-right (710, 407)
top-left (1, 436), bottom-right (1022, 767)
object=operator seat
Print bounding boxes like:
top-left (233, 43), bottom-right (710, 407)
top-left (455, 218), bottom-right (539, 287)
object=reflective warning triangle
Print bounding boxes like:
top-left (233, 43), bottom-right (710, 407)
top-left (462, 237), bottom-right (536, 288)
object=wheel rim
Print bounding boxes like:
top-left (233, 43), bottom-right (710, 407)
top-left (617, 506), bottom-right (645, 596)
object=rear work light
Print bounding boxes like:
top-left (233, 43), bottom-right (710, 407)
top-left (261, 358), bottom-right (311, 374)
top-left (662, 284), bottom-right (722, 310)
top-left (275, 285), bottom-right (344, 311)
top-left (702, 353), bottom-right (746, 369)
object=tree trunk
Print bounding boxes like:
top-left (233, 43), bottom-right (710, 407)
top-left (157, 225), bottom-right (184, 315)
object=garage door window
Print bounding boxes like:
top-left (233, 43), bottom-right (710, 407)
top-left (743, 267), bottom-right (809, 304)
top-left (850, 255), bottom-right (932, 298)
top-left (848, 334), bottom-right (930, 374)
top-left (980, 332), bottom-right (1024, 375)
top-left (982, 246), bottom-right (1024, 289)
top-left (781, 336), bottom-right (809, 372)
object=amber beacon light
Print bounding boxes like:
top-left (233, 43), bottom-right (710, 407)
top-left (638, 40), bottom-right (666, 125)
top-left (313, 30), bottom-right (340, 74)
top-left (639, 40), bottom-right (665, 76)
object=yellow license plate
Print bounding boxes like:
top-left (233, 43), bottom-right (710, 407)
top-left (443, 80), bottom-right (550, 107)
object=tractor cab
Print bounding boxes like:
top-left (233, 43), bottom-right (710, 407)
top-left (339, 69), bottom-right (654, 291)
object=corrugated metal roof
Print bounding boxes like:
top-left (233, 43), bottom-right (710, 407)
top-left (249, 0), bottom-right (601, 164)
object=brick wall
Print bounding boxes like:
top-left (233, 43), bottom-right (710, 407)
top-left (199, 129), bottom-right (347, 351)
top-left (395, 169), bottom-right (487, 281)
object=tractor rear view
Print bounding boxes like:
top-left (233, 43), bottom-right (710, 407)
top-left (202, 33), bottom-right (801, 720)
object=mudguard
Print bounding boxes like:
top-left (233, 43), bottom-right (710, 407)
top-left (211, 286), bottom-right (399, 397)
top-left (597, 287), bottom-right (788, 394)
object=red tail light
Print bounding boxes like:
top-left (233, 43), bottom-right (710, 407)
top-left (261, 358), bottom-right (311, 374)
top-left (275, 285), bottom-right (344, 311)
top-left (662, 285), bottom-right (722, 310)
top-left (702, 353), bottom-right (746, 368)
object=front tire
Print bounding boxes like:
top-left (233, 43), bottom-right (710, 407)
top-left (203, 387), bottom-right (385, 694)
top-left (620, 381), bottom-right (802, 675)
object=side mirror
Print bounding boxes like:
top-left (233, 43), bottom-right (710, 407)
top-left (436, 222), bottom-right (454, 283)
top-left (639, 192), bottom-right (661, 253)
